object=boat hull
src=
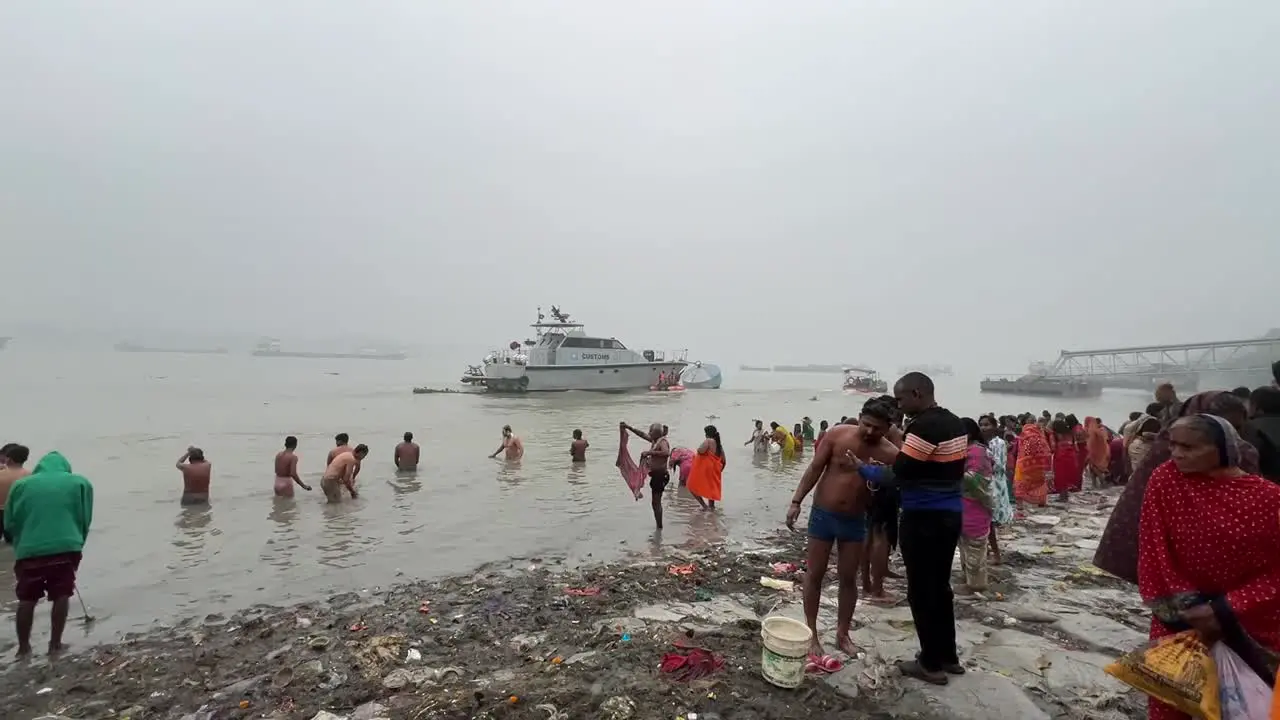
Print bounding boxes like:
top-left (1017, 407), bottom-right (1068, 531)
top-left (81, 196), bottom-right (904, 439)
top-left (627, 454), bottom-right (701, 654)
top-left (478, 362), bottom-right (688, 392)
top-left (979, 379), bottom-right (1102, 398)
top-left (682, 363), bottom-right (723, 389)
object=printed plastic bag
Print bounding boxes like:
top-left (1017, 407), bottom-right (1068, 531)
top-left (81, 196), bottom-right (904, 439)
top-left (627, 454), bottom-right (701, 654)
top-left (1212, 643), bottom-right (1271, 720)
top-left (1105, 630), bottom-right (1221, 719)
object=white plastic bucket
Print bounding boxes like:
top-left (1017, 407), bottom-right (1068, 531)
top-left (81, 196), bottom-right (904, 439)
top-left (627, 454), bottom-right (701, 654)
top-left (760, 616), bottom-right (810, 689)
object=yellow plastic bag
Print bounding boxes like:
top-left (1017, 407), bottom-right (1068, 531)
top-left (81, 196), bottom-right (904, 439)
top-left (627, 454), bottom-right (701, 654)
top-left (1105, 630), bottom-right (1221, 720)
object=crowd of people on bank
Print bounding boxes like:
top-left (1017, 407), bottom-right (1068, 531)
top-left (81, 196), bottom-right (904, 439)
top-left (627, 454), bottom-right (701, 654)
top-left (752, 367), bottom-right (1280, 720)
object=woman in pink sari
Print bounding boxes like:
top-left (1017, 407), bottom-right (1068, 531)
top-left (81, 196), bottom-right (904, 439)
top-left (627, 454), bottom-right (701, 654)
top-left (669, 447), bottom-right (695, 486)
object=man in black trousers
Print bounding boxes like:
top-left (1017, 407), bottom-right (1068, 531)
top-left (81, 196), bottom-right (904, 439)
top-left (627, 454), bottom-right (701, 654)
top-left (891, 372), bottom-right (967, 685)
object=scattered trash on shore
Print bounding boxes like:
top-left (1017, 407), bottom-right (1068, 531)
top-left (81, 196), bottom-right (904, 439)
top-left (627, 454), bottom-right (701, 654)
top-left (0, 489), bottom-right (1151, 720)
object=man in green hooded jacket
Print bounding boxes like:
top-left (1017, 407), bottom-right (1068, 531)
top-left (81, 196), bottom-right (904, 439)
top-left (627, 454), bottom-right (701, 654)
top-left (3, 451), bottom-right (93, 656)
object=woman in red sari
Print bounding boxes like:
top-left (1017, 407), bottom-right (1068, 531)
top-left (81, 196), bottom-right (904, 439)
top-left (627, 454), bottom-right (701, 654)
top-left (1013, 422), bottom-right (1052, 508)
top-left (1138, 413), bottom-right (1280, 720)
top-left (1095, 391), bottom-right (1257, 584)
top-left (1050, 419), bottom-right (1082, 500)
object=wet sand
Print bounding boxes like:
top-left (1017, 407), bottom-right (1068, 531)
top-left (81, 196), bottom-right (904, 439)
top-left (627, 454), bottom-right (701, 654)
top-left (0, 490), bottom-right (1148, 720)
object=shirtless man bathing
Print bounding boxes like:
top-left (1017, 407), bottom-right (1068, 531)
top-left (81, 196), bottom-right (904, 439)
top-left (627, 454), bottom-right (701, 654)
top-left (0, 443), bottom-right (32, 543)
top-left (786, 400), bottom-right (899, 658)
top-left (489, 425), bottom-right (524, 461)
top-left (176, 447), bottom-right (213, 505)
top-left (321, 444), bottom-right (368, 503)
top-left (622, 422), bottom-right (671, 529)
top-left (273, 436), bottom-right (311, 497)
top-left (395, 432), bottom-right (420, 472)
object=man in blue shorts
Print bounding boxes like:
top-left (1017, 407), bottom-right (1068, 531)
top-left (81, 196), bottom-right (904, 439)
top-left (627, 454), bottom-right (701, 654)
top-left (786, 401), bottom-right (899, 658)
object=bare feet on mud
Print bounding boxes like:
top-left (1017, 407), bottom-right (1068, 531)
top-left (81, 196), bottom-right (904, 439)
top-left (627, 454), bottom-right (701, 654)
top-left (808, 635), bottom-right (824, 658)
top-left (15, 646), bottom-right (31, 658)
top-left (835, 632), bottom-right (858, 657)
top-left (48, 643), bottom-right (67, 657)
top-left (884, 568), bottom-right (904, 580)
top-left (865, 591), bottom-right (897, 606)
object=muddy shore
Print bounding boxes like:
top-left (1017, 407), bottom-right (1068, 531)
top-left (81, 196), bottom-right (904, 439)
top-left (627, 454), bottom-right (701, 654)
top-left (2, 490), bottom-right (1149, 720)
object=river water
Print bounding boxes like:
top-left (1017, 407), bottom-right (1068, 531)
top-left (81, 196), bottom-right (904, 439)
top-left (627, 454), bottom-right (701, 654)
top-left (0, 349), bottom-right (1152, 641)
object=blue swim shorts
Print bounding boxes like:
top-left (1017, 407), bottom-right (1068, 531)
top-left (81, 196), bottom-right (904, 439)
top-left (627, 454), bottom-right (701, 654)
top-left (807, 505), bottom-right (867, 543)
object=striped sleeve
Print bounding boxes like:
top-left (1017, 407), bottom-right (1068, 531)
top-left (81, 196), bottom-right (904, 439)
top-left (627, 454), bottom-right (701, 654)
top-left (892, 409), bottom-right (969, 489)
top-left (932, 437), bottom-right (968, 463)
top-left (901, 433), bottom-right (935, 461)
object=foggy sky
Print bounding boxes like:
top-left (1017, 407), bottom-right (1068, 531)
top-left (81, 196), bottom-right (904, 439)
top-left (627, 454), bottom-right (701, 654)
top-left (2, 1), bottom-right (1277, 373)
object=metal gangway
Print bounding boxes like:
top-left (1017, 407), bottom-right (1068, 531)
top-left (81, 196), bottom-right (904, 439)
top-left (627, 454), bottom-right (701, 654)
top-left (1044, 337), bottom-right (1280, 380)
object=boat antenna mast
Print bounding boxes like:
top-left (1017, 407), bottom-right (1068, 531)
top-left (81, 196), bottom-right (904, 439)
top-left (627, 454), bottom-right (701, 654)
top-left (549, 305), bottom-right (572, 324)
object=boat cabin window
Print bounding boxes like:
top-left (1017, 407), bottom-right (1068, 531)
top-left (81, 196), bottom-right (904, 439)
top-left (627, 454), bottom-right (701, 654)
top-left (560, 336), bottom-right (614, 349)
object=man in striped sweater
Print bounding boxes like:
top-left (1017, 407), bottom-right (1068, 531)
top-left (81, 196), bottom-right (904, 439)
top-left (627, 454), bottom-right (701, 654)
top-left (891, 372), bottom-right (967, 686)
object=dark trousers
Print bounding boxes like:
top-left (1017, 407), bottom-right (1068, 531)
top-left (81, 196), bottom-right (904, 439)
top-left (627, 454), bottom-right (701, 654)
top-left (899, 509), bottom-right (962, 671)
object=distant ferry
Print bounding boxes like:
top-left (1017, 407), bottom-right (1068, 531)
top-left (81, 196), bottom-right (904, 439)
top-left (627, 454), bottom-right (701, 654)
top-left (115, 341), bottom-right (229, 355)
top-left (739, 365), bottom-right (771, 372)
top-left (252, 339), bottom-right (407, 361)
top-left (898, 364), bottom-right (954, 376)
top-left (772, 363), bottom-right (847, 374)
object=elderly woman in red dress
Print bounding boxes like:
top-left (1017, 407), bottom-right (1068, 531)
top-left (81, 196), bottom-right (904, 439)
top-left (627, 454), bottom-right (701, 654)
top-left (1137, 413), bottom-right (1280, 720)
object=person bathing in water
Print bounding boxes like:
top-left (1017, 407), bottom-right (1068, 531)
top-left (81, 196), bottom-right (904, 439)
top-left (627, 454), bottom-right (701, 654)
top-left (570, 429), bottom-right (589, 462)
top-left (321, 444), bottom-right (367, 503)
top-left (394, 432), bottom-right (420, 472)
top-left (686, 425), bottom-right (725, 511)
top-left (786, 402), bottom-right (899, 660)
top-left (328, 433), bottom-right (362, 481)
top-left (622, 422), bottom-right (671, 528)
top-left (176, 447), bottom-right (212, 505)
top-left (490, 425), bottom-right (524, 460)
top-left (0, 443), bottom-right (32, 544)
top-left (745, 420), bottom-right (769, 454)
top-left (273, 436), bottom-right (311, 497)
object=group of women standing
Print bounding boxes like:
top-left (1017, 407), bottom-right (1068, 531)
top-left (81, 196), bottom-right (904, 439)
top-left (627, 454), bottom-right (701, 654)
top-left (1007, 411), bottom-right (1134, 508)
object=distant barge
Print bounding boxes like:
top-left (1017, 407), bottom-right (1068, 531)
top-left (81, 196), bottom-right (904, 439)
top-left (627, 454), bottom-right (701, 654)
top-left (115, 342), bottom-right (229, 355)
top-left (253, 339), bottom-right (406, 361)
top-left (772, 363), bottom-right (849, 374)
top-left (980, 376), bottom-right (1102, 398)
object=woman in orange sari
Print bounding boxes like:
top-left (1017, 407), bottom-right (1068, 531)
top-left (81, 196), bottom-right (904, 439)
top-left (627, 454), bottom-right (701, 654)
top-left (1014, 422), bottom-right (1052, 508)
top-left (686, 425), bottom-right (725, 511)
top-left (1083, 416), bottom-right (1111, 487)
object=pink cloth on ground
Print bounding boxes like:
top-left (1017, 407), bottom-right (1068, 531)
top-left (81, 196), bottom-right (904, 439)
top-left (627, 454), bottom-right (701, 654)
top-left (616, 428), bottom-right (645, 500)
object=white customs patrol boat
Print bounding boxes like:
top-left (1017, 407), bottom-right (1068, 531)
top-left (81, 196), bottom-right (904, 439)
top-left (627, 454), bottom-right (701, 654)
top-left (460, 306), bottom-right (687, 393)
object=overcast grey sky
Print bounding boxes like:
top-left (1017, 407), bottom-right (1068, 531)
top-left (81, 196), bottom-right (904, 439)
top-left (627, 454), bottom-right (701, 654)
top-left (1, 1), bottom-right (1276, 371)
